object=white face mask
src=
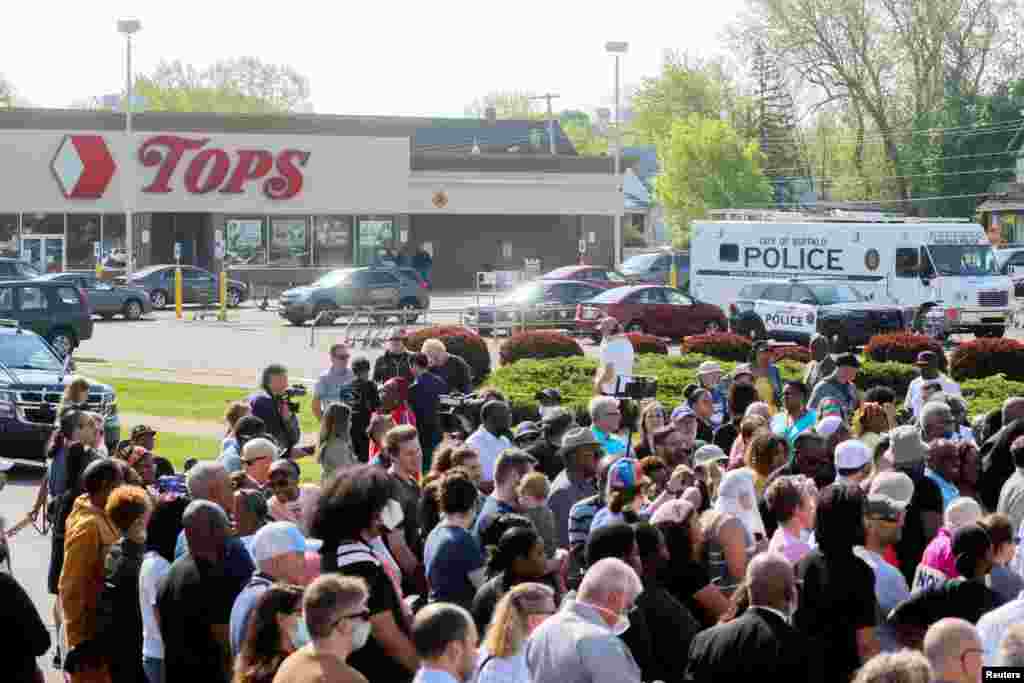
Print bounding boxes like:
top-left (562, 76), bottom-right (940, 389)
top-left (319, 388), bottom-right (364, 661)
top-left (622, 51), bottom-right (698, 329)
top-left (350, 619), bottom-right (372, 651)
top-left (380, 499), bottom-right (405, 531)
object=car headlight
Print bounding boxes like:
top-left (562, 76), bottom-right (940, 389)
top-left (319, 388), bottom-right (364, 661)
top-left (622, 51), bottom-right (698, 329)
top-left (0, 390), bottom-right (14, 418)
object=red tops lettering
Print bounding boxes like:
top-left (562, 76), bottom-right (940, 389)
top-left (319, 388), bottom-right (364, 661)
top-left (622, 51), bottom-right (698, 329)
top-left (138, 135), bottom-right (310, 200)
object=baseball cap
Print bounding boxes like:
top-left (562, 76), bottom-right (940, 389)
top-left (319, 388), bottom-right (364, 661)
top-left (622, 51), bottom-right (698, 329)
top-left (541, 406), bottom-right (574, 428)
top-left (834, 353), bottom-right (861, 369)
top-left (835, 440), bottom-right (871, 470)
top-left (251, 521), bottom-right (306, 564)
top-left (816, 415), bottom-right (845, 439)
top-left (731, 363), bottom-right (754, 379)
top-left (866, 472), bottom-right (915, 518)
top-left (559, 427), bottom-right (601, 457)
top-left (268, 458), bottom-right (300, 479)
top-left (513, 421), bottom-right (541, 441)
top-left (890, 425), bottom-right (928, 467)
top-left (694, 444), bottom-right (729, 467)
top-left (607, 458), bottom-right (640, 491)
top-left (697, 361), bottom-right (722, 377)
top-left (914, 351), bottom-right (940, 368)
top-left (671, 404), bottom-right (696, 421)
top-left (650, 499), bottom-right (695, 526)
top-left (131, 424), bottom-right (157, 440)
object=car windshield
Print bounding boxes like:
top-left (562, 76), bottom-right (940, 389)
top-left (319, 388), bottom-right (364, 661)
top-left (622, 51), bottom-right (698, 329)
top-left (927, 244), bottom-right (998, 276)
top-left (620, 253), bottom-right (662, 273)
top-left (15, 262), bottom-right (41, 278)
top-left (499, 283), bottom-right (544, 305)
top-left (314, 270), bottom-right (353, 287)
top-left (807, 284), bottom-right (866, 305)
top-left (1, 334), bottom-right (63, 372)
top-left (587, 287), bottom-right (631, 304)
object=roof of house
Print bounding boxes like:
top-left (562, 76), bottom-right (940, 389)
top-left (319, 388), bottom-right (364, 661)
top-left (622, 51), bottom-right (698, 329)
top-left (413, 119), bottom-right (577, 155)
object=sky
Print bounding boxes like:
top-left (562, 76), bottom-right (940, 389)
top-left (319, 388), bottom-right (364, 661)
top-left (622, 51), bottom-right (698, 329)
top-left (1, 1), bottom-right (747, 118)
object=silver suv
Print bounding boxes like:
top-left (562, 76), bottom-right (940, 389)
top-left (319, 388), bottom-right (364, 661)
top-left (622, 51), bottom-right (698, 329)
top-left (278, 266), bottom-right (430, 326)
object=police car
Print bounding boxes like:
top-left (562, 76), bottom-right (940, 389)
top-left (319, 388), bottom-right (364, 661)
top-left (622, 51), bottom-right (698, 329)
top-left (728, 279), bottom-right (907, 348)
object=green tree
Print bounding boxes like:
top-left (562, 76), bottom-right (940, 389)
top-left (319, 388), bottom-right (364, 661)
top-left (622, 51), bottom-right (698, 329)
top-left (132, 58), bottom-right (311, 114)
top-left (560, 118), bottom-right (609, 156)
top-left (655, 114), bottom-right (772, 245)
top-left (464, 90), bottom-right (540, 119)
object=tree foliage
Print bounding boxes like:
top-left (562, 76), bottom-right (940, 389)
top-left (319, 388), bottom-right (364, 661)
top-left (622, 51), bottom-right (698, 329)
top-left (133, 57), bottom-right (311, 114)
top-left (655, 114), bottom-right (772, 244)
top-left (464, 90), bottom-right (540, 119)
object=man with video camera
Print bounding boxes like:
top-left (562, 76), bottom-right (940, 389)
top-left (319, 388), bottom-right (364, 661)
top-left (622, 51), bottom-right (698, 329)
top-left (249, 364), bottom-right (304, 459)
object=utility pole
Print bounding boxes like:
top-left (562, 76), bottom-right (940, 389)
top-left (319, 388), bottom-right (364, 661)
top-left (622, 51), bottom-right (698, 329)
top-left (529, 93), bottom-right (561, 155)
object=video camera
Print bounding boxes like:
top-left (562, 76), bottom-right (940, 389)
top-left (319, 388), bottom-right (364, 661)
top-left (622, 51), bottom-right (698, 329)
top-left (277, 384), bottom-right (308, 413)
top-left (438, 393), bottom-right (485, 440)
top-left (612, 375), bottom-right (658, 401)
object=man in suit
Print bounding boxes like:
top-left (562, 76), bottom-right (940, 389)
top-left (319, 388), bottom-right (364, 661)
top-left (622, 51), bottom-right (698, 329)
top-left (685, 552), bottom-right (819, 682)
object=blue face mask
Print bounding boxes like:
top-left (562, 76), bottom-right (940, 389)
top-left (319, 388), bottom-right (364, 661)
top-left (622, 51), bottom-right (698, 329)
top-left (290, 618), bottom-right (312, 649)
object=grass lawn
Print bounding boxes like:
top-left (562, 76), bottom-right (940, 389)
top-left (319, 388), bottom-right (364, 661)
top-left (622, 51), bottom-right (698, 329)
top-left (93, 375), bottom-right (320, 434)
top-left (157, 431), bottom-right (323, 484)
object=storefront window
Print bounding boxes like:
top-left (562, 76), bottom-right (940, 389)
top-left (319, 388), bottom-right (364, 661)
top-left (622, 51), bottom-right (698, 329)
top-left (0, 215), bottom-right (17, 258)
top-left (102, 214), bottom-right (127, 268)
top-left (314, 216), bottom-right (353, 267)
top-left (356, 216), bottom-right (395, 266)
top-left (22, 213), bottom-right (64, 236)
top-left (224, 217), bottom-right (267, 266)
top-left (269, 218), bottom-right (310, 267)
top-left (67, 215), bottom-right (101, 270)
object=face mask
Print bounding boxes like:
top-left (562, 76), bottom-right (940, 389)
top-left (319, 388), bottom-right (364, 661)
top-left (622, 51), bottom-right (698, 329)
top-left (290, 618), bottom-right (312, 649)
top-left (350, 619), bottom-right (372, 651)
top-left (380, 500), bottom-right (405, 531)
top-left (539, 406), bottom-right (557, 420)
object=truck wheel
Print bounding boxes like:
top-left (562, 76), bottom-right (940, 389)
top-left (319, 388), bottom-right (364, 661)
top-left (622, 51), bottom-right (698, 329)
top-left (150, 289), bottom-right (169, 310)
top-left (123, 299), bottom-right (144, 321)
top-left (227, 288), bottom-right (243, 308)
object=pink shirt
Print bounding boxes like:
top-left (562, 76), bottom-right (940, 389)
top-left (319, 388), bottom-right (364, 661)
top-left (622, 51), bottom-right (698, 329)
top-left (918, 527), bottom-right (959, 584)
top-left (769, 527), bottom-right (812, 566)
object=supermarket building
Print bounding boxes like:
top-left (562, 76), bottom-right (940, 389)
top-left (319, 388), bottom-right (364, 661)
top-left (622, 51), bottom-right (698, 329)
top-left (0, 109), bottom-right (619, 290)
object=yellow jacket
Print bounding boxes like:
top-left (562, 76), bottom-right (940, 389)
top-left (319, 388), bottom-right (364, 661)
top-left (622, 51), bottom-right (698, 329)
top-left (59, 494), bottom-right (119, 649)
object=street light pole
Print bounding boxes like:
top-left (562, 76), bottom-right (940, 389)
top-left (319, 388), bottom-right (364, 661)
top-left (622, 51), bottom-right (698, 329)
top-left (606, 41), bottom-right (628, 269)
top-left (118, 18), bottom-right (141, 275)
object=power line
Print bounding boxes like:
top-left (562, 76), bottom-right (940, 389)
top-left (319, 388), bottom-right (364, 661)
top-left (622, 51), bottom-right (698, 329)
top-left (768, 166), bottom-right (1015, 183)
top-left (736, 191), bottom-right (993, 207)
top-left (763, 148), bottom-right (1017, 175)
top-left (754, 117), bottom-right (1024, 147)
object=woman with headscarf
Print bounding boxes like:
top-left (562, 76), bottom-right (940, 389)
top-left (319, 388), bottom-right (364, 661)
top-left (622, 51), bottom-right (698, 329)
top-left (701, 469), bottom-right (766, 597)
top-left (803, 334), bottom-right (835, 390)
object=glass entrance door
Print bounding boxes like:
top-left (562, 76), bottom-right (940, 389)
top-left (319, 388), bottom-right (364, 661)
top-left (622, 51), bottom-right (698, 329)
top-left (22, 236), bottom-right (65, 273)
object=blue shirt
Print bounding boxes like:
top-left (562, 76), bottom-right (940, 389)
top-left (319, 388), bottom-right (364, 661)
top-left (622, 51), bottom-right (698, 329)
top-left (424, 524), bottom-right (484, 609)
top-left (472, 496), bottom-right (517, 545)
top-left (413, 668), bottom-right (460, 683)
top-left (591, 426), bottom-right (626, 457)
top-left (409, 371), bottom-right (448, 429)
top-left (926, 468), bottom-right (960, 509)
top-left (47, 446), bottom-right (68, 498)
top-left (229, 574), bottom-right (273, 656)
top-left (174, 531), bottom-right (257, 580)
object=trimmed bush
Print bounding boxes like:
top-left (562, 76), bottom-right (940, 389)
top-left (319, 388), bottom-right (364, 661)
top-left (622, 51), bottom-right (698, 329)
top-left (950, 338), bottom-right (1024, 382)
top-left (499, 331), bottom-right (584, 366)
top-left (855, 360), bottom-right (919, 397)
top-left (680, 333), bottom-right (753, 362)
top-left (961, 374), bottom-right (1024, 418)
top-left (625, 333), bottom-right (669, 355)
top-left (404, 325), bottom-right (491, 383)
top-left (865, 333), bottom-right (945, 369)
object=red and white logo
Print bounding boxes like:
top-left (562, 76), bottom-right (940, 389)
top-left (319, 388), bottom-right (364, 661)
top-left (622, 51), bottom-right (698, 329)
top-left (51, 135), bottom-right (117, 199)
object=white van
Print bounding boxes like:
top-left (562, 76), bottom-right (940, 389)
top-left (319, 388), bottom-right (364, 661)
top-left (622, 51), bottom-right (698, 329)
top-left (690, 216), bottom-right (1012, 337)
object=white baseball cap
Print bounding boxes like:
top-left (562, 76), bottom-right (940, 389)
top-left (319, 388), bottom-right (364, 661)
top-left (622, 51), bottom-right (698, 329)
top-left (251, 521), bottom-right (306, 564)
top-left (835, 440), bottom-right (871, 470)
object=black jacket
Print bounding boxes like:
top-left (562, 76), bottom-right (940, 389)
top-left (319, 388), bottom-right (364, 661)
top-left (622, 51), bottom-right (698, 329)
top-left (96, 537), bottom-right (147, 683)
top-left (980, 418), bottom-right (1024, 511)
top-left (0, 572), bottom-right (50, 683)
top-left (373, 351), bottom-right (413, 384)
top-left (685, 607), bottom-right (819, 682)
top-left (638, 584), bottom-right (700, 683)
top-left (249, 391), bottom-right (301, 452)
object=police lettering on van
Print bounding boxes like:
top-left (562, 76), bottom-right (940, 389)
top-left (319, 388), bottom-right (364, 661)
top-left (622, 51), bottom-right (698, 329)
top-left (743, 236), bottom-right (843, 273)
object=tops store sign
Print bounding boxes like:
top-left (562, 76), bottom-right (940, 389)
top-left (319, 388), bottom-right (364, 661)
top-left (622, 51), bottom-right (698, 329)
top-left (5, 129), bottom-right (409, 213)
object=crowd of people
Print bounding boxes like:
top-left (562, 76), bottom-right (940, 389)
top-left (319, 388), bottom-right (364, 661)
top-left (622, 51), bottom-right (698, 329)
top-left (9, 320), bottom-right (1024, 683)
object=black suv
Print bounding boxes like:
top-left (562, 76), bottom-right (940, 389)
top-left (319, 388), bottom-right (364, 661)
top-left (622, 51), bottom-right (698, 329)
top-left (0, 322), bottom-right (119, 460)
top-left (0, 280), bottom-right (94, 357)
top-left (729, 279), bottom-right (907, 348)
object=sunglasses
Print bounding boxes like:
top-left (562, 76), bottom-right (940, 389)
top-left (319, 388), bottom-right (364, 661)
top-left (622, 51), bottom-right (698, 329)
top-left (242, 454), bottom-right (271, 465)
top-left (334, 354), bottom-right (350, 361)
top-left (330, 609), bottom-right (372, 631)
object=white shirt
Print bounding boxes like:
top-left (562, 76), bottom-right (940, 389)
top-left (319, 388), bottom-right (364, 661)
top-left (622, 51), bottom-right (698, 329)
top-left (977, 591), bottom-right (1024, 666)
top-left (465, 427), bottom-right (512, 483)
top-left (904, 374), bottom-right (962, 417)
top-left (476, 646), bottom-right (530, 683)
top-left (599, 335), bottom-right (635, 395)
top-left (139, 551), bottom-right (171, 659)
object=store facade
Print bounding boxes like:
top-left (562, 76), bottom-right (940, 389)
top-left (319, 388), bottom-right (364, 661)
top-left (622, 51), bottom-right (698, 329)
top-left (0, 110), bottom-right (617, 290)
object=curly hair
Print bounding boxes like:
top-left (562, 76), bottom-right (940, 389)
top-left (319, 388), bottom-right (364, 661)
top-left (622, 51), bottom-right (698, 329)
top-left (105, 485), bottom-right (150, 533)
top-left (853, 402), bottom-right (890, 437)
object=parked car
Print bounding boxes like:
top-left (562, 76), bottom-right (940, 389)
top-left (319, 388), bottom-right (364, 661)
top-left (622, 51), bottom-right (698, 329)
top-left (728, 279), bottom-right (907, 348)
top-left (0, 321), bottom-right (119, 460)
top-left (0, 258), bottom-right (42, 282)
top-left (278, 266), bottom-right (430, 326)
top-left (576, 285), bottom-right (726, 339)
top-left (538, 265), bottom-right (632, 289)
top-left (0, 280), bottom-right (93, 357)
top-left (465, 280), bottom-right (607, 336)
top-left (619, 250), bottom-right (689, 285)
top-left (996, 247), bottom-right (1024, 299)
top-left (118, 265), bottom-right (250, 309)
top-left (36, 272), bottom-right (152, 321)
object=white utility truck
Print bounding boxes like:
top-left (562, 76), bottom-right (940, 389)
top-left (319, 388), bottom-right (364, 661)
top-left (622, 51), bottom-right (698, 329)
top-left (690, 212), bottom-right (1012, 338)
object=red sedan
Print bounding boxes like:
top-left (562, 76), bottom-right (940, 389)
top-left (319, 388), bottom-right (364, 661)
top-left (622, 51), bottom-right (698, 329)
top-left (576, 285), bottom-right (726, 338)
top-left (539, 265), bottom-right (632, 289)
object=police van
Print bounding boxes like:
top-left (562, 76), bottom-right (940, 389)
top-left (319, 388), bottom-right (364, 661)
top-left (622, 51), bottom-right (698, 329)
top-left (729, 278), bottom-right (906, 348)
top-left (691, 213), bottom-right (1013, 337)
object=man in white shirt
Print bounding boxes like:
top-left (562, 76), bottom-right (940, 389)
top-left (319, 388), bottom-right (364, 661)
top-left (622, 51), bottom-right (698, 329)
top-left (464, 401), bottom-right (513, 493)
top-left (594, 317), bottom-right (635, 396)
top-left (977, 589), bottom-right (1024, 665)
top-left (904, 351), bottom-right (961, 419)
